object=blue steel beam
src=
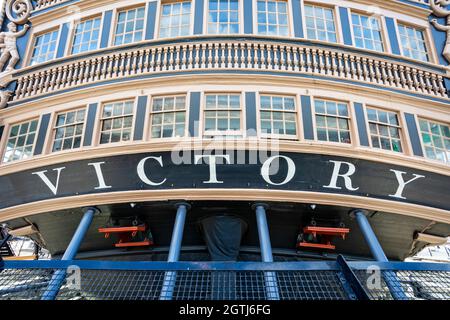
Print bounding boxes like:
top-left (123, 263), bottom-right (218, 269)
top-left (254, 204), bottom-right (280, 300)
top-left (159, 203), bottom-right (190, 300)
top-left (352, 209), bottom-right (408, 300)
top-left (41, 207), bottom-right (98, 300)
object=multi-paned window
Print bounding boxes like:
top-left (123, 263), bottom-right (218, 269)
top-left (151, 95), bottom-right (187, 138)
top-left (260, 95), bottom-right (297, 137)
top-left (398, 24), bottom-right (429, 62)
top-left (304, 4), bottom-right (337, 43)
top-left (2, 119), bottom-right (38, 163)
top-left (114, 7), bottom-right (145, 46)
top-left (351, 13), bottom-right (384, 52)
top-left (418, 118), bottom-right (450, 164)
top-left (159, 1), bottom-right (192, 38)
top-left (366, 107), bottom-right (402, 152)
top-left (99, 101), bottom-right (134, 144)
top-left (204, 94), bottom-right (242, 136)
top-left (207, 0), bottom-right (239, 34)
top-left (314, 100), bottom-right (350, 143)
top-left (256, 0), bottom-right (289, 36)
top-left (52, 108), bottom-right (86, 152)
top-left (30, 30), bottom-right (59, 65)
top-left (72, 17), bottom-right (102, 54)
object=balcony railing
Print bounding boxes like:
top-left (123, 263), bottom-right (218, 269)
top-left (0, 257), bottom-right (449, 300)
top-left (35, 0), bottom-right (70, 10)
top-left (11, 38), bottom-right (448, 103)
top-left (33, 0), bottom-right (431, 12)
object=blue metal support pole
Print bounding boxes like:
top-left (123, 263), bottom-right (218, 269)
top-left (254, 204), bottom-right (280, 300)
top-left (159, 203), bottom-right (190, 300)
top-left (41, 207), bottom-right (98, 300)
top-left (352, 209), bottom-right (408, 300)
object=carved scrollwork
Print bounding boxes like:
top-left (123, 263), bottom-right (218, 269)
top-left (0, 0), bottom-right (33, 109)
top-left (430, 0), bottom-right (450, 64)
top-left (5, 0), bottom-right (32, 25)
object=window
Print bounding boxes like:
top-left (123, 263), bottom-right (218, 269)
top-left (351, 13), bottom-right (384, 52)
top-left (151, 95), bottom-right (187, 138)
top-left (398, 24), bottom-right (429, 62)
top-left (99, 101), bottom-right (134, 144)
top-left (304, 4), bottom-right (337, 43)
top-left (256, 0), bottom-right (289, 36)
top-left (366, 107), bottom-right (402, 153)
top-left (314, 100), bottom-right (350, 143)
top-left (72, 17), bottom-right (101, 54)
top-left (204, 94), bottom-right (242, 136)
top-left (159, 1), bottom-right (192, 38)
top-left (30, 30), bottom-right (59, 65)
top-left (52, 108), bottom-right (86, 152)
top-left (207, 0), bottom-right (239, 34)
top-left (114, 7), bottom-right (145, 46)
top-left (418, 118), bottom-right (450, 164)
top-left (260, 95), bottom-right (297, 138)
top-left (2, 119), bottom-right (38, 163)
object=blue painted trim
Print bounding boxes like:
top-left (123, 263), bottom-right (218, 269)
top-left (9, 70), bottom-right (450, 108)
top-left (349, 261), bottom-right (450, 272)
top-left (430, 16), bottom-right (448, 67)
top-left (353, 102), bottom-right (370, 147)
top-left (33, 113), bottom-right (51, 156)
top-left (133, 96), bottom-right (148, 141)
top-left (2, 259), bottom-right (449, 272)
top-left (83, 103), bottom-right (98, 147)
top-left (189, 92), bottom-right (201, 137)
top-left (396, 0), bottom-right (430, 10)
top-left (385, 17), bottom-right (400, 55)
top-left (145, 2), bottom-right (158, 40)
top-left (291, 0), bottom-right (303, 38)
top-left (56, 23), bottom-right (69, 58)
top-left (301, 95), bottom-right (314, 140)
top-left (243, 0), bottom-right (253, 34)
top-left (15, 36), bottom-right (446, 76)
top-left (245, 92), bottom-right (257, 135)
top-left (404, 113), bottom-right (424, 157)
top-left (339, 7), bottom-right (353, 46)
top-left (193, 0), bottom-right (205, 35)
top-left (100, 10), bottom-right (113, 49)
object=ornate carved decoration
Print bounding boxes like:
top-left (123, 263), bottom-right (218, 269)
top-left (431, 0), bottom-right (450, 64)
top-left (0, 0), bottom-right (32, 109)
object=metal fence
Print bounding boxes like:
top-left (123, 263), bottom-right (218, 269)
top-left (0, 257), bottom-right (449, 300)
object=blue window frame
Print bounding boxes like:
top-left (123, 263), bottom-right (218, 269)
top-left (351, 13), bottom-right (384, 52)
top-left (30, 30), bottom-right (59, 65)
top-left (207, 0), bottom-right (239, 34)
top-left (72, 17), bottom-right (102, 54)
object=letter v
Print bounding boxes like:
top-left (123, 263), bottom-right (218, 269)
top-left (32, 167), bottom-right (66, 195)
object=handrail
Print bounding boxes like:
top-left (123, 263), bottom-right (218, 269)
top-left (11, 38), bottom-right (448, 103)
top-left (2, 259), bottom-right (450, 271)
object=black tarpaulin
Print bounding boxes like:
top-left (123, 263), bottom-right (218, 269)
top-left (199, 215), bottom-right (248, 261)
